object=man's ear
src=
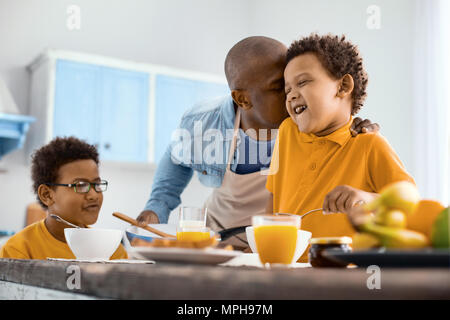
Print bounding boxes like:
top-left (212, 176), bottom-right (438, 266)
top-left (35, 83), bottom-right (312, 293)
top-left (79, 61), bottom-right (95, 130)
top-left (231, 89), bottom-right (253, 110)
top-left (38, 184), bottom-right (54, 208)
top-left (337, 74), bottom-right (354, 98)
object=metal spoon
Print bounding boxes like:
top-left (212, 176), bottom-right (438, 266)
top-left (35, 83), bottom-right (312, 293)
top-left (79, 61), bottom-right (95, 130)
top-left (275, 208), bottom-right (323, 219)
top-left (215, 209), bottom-right (324, 242)
top-left (49, 214), bottom-right (81, 229)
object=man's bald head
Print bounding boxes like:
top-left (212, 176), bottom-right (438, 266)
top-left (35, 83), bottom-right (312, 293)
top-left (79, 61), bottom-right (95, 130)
top-left (224, 36), bottom-right (287, 89)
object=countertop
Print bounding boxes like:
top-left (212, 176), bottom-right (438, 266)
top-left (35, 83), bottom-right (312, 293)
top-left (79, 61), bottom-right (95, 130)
top-left (0, 255), bottom-right (449, 300)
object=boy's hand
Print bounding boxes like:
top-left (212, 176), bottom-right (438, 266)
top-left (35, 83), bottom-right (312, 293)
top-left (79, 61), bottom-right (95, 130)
top-left (347, 205), bottom-right (375, 231)
top-left (136, 210), bottom-right (160, 226)
top-left (322, 185), bottom-right (377, 215)
top-left (350, 117), bottom-right (380, 137)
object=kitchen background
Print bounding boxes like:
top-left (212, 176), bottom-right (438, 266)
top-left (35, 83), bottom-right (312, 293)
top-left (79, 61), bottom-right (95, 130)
top-left (0, 0), bottom-right (448, 233)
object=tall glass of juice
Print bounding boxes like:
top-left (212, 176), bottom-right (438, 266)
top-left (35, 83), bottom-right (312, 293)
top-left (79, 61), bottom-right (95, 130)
top-left (178, 207), bottom-right (207, 229)
top-left (177, 227), bottom-right (211, 242)
top-left (252, 215), bottom-right (301, 267)
top-left (177, 207), bottom-right (209, 241)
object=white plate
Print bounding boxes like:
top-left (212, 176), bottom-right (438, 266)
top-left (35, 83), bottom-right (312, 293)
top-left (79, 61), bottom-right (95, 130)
top-left (219, 253), bottom-right (312, 268)
top-left (47, 258), bottom-right (155, 264)
top-left (130, 246), bottom-right (242, 265)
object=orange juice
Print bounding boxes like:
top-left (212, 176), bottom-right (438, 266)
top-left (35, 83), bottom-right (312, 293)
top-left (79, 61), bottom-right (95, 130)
top-left (176, 231), bottom-right (210, 242)
top-left (254, 225), bottom-right (298, 264)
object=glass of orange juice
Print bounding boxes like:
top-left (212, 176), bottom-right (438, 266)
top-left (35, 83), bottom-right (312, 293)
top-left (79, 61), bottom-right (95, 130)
top-left (179, 207), bottom-right (207, 229)
top-left (177, 226), bottom-right (211, 242)
top-left (177, 207), bottom-right (209, 241)
top-left (252, 215), bottom-right (301, 267)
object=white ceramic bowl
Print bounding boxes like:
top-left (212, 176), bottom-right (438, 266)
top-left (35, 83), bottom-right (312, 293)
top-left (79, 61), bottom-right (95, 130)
top-left (64, 228), bottom-right (123, 260)
top-left (245, 227), bottom-right (312, 263)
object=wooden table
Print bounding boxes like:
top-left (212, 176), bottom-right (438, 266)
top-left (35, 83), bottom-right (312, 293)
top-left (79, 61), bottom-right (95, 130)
top-left (0, 257), bottom-right (449, 300)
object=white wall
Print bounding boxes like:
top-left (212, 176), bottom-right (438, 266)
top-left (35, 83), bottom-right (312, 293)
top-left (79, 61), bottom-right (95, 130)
top-left (0, 0), bottom-right (252, 113)
top-left (0, 0), bottom-right (251, 231)
top-left (0, 0), bottom-right (420, 232)
top-left (247, 0), bottom-right (416, 172)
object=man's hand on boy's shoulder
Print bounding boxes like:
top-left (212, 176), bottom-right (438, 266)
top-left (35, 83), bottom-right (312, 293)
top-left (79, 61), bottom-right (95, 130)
top-left (350, 117), bottom-right (380, 137)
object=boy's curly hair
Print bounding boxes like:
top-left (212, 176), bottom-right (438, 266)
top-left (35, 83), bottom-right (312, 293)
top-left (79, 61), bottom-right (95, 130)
top-left (286, 33), bottom-right (368, 115)
top-left (31, 136), bottom-right (99, 208)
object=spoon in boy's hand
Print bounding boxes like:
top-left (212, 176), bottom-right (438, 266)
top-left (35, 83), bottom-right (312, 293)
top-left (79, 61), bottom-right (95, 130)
top-left (49, 214), bottom-right (81, 229)
top-left (275, 208), bottom-right (323, 219)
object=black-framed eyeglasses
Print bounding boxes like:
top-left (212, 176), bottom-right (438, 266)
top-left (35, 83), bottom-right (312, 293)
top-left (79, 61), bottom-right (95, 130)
top-left (45, 180), bottom-right (108, 193)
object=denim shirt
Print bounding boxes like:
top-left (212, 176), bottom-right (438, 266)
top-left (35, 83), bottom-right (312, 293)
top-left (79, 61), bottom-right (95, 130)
top-left (143, 95), bottom-right (238, 223)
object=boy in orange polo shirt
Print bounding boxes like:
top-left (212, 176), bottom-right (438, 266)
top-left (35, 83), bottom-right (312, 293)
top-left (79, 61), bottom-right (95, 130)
top-left (266, 34), bottom-right (415, 258)
top-left (0, 137), bottom-right (127, 260)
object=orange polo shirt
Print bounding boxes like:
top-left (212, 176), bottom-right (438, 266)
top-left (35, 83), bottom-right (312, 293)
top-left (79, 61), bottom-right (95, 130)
top-left (266, 117), bottom-right (415, 259)
top-left (0, 220), bottom-right (128, 260)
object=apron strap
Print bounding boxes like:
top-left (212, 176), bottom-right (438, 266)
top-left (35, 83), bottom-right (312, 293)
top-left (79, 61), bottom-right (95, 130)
top-left (227, 108), bottom-right (241, 167)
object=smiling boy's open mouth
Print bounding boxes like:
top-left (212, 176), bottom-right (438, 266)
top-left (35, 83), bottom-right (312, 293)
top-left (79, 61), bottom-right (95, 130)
top-left (293, 105), bottom-right (307, 114)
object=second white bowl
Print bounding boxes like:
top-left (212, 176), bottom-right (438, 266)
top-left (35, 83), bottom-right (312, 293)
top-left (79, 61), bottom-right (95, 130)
top-left (64, 228), bottom-right (123, 260)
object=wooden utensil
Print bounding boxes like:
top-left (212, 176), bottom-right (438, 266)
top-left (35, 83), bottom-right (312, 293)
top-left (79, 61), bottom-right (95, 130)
top-left (112, 212), bottom-right (176, 238)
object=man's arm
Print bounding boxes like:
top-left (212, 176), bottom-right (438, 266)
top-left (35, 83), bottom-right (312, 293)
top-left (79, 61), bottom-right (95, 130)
top-left (137, 146), bottom-right (194, 225)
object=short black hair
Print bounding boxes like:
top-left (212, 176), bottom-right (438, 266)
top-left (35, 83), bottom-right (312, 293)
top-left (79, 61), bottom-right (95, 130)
top-left (224, 36), bottom-right (286, 89)
top-left (31, 136), bottom-right (99, 208)
top-left (286, 33), bottom-right (368, 115)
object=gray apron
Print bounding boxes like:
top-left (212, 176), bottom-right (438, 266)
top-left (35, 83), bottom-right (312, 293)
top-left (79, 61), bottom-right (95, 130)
top-left (204, 109), bottom-right (271, 249)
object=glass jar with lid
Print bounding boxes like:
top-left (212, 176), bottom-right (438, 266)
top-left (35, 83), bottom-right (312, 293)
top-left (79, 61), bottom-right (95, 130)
top-left (308, 237), bottom-right (352, 268)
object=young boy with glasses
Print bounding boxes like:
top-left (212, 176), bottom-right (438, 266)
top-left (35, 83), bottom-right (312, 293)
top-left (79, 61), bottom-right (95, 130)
top-left (0, 137), bottom-right (127, 260)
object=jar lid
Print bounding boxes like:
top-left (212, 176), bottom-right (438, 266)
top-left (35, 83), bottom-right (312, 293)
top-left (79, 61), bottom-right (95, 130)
top-left (310, 237), bottom-right (352, 245)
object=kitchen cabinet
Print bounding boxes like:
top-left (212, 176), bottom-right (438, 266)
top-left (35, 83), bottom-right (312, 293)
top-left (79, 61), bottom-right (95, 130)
top-left (28, 55), bottom-right (149, 163)
top-left (26, 50), bottom-right (228, 164)
top-left (52, 60), bottom-right (149, 162)
top-left (154, 74), bottom-right (229, 163)
top-left (0, 113), bottom-right (34, 159)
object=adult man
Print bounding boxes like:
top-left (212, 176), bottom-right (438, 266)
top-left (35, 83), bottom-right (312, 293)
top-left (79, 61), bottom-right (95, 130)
top-left (137, 36), bottom-right (378, 249)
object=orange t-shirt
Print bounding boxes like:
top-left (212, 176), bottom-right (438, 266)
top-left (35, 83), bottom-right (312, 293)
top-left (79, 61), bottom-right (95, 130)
top-left (266, 117), bottom-right (415, 259)
top-left (0, 220), bottom-right (128, 260)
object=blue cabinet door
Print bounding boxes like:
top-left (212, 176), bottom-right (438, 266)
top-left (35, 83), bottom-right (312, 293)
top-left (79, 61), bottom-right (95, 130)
top-left (154, 75), bottom-right (229, 163)
top-left (100, 67), bottom-right (149, 162)
top-left (53, 59), bottom-right (226, 164)
top-left (53, 60), bottom-right (149, 162)
top-left (53, 60), bottom-right (101, 146)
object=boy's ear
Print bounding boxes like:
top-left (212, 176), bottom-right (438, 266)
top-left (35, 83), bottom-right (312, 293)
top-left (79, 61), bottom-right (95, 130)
top-left (337, 74), bottom-right (354, 98)
top-left (231, 89), bottom-right (253, 110)
top-left (38, 184), bottom-right (55, 208)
